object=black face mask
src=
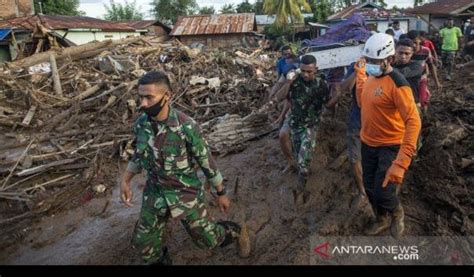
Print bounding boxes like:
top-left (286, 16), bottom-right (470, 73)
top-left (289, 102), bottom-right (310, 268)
top-left (142, 96), bottom-right (167, 117)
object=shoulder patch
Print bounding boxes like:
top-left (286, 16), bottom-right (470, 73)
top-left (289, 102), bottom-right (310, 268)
top-left (389, 69), bottom-right (410, 88)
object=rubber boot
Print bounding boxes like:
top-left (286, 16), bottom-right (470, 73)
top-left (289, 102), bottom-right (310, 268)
top-left (364, 211), bottom-right (391, 235)
top-left (218, 221), bottom-right (242, 248)
top-left (151, 247), bottom-right (172, 266)
top-left (390, 205), bottom-right (405, 239)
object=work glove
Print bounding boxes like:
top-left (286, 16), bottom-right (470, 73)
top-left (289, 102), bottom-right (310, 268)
top-left (382, 163), bottom-right (406, 187)
top-left (354, 58), bottom-right (366, 73)
top-left (382, 151), bottom-right (411, 187)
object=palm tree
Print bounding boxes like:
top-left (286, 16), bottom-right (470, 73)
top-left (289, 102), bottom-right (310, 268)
top-left (263, 0), bottom-right (312, 26)
top-left (220, 3), bottom-right (236, 13)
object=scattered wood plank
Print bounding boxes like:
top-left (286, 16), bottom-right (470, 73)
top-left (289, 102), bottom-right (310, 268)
top-left (8, 36), bottom-right (142, 69)
top-left (49, 54), bottom-right (63, 96)
top-left (1, 140), bottom-right (35, 190)
top-left (21, 105), bottom-right (37, 126)
top-left (16, 158), bottom-right (78, 177)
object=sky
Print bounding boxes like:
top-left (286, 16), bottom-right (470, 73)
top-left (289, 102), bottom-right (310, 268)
top-left (79, 0), bottom-right (415, 20)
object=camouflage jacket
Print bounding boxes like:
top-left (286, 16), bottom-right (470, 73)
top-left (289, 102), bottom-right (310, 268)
top-left (127, 107), bottom-right (223, 218)
top-left (288, 75), bottom-right (330, 129)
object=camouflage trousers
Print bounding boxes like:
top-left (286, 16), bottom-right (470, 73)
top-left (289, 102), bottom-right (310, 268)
top-left (132, 184), bottom-right (226, 264)
top-left (441, 50), bottom-right (456, 76)
top-left (289, 124), bottom-right (318, 176)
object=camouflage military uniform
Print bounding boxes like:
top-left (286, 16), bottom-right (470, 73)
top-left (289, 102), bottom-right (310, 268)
top-left (127, 107), bottom-right (226, 264)
top-left (285, 74), bottom-right (330, 179)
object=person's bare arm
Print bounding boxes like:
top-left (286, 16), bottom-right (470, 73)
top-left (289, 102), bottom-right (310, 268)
top-left (264, 78), bottom-right (293, 111)
top-left (428, 61), bottom-right (442, 90)
top-left (325, 83), bottom-right (341, 108)
top-left (120, 170), bottom-right (137, 207)
top-left (340, 72), bottom-right (356, 92)
top-left (274, 100), bottom-right (290, 125)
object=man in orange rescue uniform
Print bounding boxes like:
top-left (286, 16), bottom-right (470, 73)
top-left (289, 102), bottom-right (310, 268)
top-left (354, 33), bottom-right (421, 238)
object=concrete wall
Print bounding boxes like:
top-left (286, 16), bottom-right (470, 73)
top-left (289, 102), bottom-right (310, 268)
top-left (0, 0), bottom-right (34, 19)
top-left (405, 16), bottom-right (429, 32)
top-left (364, 19), bottom-right (409, 33)
top-left (55, 30), bottom-right (141, 45)
top-left (413, 14), bottom-right (465, 32)
top-left (179, 34), bottom-right (246, 48)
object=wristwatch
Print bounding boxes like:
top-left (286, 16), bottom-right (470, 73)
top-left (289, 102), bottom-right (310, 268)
top-left (216, 187), bottom-right (227, 196)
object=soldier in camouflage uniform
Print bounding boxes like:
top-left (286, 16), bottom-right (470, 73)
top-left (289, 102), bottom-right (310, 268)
top-left (121, 71), bottom-right (243, 265)
top-left (269, 55), bottom-right (337, 204)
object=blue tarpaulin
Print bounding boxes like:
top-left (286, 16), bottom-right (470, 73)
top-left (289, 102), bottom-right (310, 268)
top-left (0, 28), bottom-right (12, 40)
top-left (303, 14), bottom-right (371, 47)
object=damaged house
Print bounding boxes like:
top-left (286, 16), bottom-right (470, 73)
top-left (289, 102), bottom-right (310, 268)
top-left (170, 13), bottom-right (258, 48)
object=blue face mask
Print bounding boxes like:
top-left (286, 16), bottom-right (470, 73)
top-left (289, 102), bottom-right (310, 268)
top-left (366, 63), bottom-right (383, 77)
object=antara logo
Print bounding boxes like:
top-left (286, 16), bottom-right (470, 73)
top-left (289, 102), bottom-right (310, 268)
top-left (314, 242), bottom-right (331, 259)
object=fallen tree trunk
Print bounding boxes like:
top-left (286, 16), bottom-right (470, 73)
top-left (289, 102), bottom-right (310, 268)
top-left (8, 36), bottom-right (142, 69)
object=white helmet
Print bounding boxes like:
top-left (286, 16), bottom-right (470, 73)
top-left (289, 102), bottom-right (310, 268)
top-left (363, 33), bottom-right (395, 60)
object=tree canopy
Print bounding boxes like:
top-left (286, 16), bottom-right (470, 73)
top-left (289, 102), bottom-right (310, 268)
top-left (34, 0), bottom-right (85, 16)
top-left (151, 0), bottom-right (198, 24)
top-left (104, 0), bottom-right (143, 21)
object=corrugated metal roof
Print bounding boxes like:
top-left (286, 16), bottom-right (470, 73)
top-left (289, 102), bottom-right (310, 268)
top-left (255, 13), bottom-right (313, 25)
top-left (0, 28), bottom-right (12, 40)
top-left (408, 0), bottom-right (474, 15)
top-left (170, 13), bottom-right (256, 36)
top-left (308, 22), bottom-right (330, 28)
top-left (0, 15), bottom-right (136, 32)
top-left (327, 2), bottom-right (406, 21)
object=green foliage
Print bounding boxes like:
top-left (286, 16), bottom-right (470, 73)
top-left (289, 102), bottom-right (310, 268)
top-left (264, 24), bottom-right (294, 39)
top-left (151, 0), bottom-right (198, 24)
top-left (310, 0), bottom-right (331, 23)
top-left (254, 0), bottom-right (264, 14)
top-left (413, 0), bottom-right (423, 7)
top-left (199, 6), bottom-right (215, 14)
top-left (34, 0), bottom-right (84, 16)
top-left (236, 1), bottom-right (255, 13)
top-left (263, 0), bottom-right (312, 26)
top-left (377, 0), bottom-right (387, 9)
top-left (220, 4), bottom-right (236, 13)
top-left (104, 0), bottom-right (143, 21)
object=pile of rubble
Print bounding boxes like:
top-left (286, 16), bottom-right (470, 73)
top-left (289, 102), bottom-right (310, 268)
top-left (0, 36), bottom-right (277, 223)
top-left (409, 72), bottom-right (474, 235)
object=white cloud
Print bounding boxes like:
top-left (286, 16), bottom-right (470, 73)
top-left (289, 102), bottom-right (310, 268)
top-left (79, 0), bottom-right (153, 19)
top-left (79, 0), bottom-right (412, 19)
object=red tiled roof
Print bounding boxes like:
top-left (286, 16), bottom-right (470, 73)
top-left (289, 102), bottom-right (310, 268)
top-left (170, 13), bottom-right (256, 36)
top-left (0, 15), bottom-right (136, 32)
top-left (407, 0), bottom-right (474, 15)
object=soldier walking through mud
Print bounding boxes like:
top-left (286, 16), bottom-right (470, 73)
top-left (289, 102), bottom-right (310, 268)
top-left (120, 71), bottom-right (249, 265)
top-left (354, 33), bottom-right (421, 238)
top-left (267, 55), bottom-right (339, 205)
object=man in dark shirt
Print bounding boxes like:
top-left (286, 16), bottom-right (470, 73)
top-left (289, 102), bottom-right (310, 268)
top-left (463, 16), bottom-right (474, 58)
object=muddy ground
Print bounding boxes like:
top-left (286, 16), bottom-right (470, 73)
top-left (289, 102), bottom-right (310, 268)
top-left (0, 70), bottom-right (472, 265)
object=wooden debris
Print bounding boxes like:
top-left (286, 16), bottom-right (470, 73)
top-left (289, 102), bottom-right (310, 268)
top-left (0, 36), bottom-right (278, 226)
top-left (21, 105), bottom-right (37, 126)
top-left (49, 54), bottom-right (63, 96)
